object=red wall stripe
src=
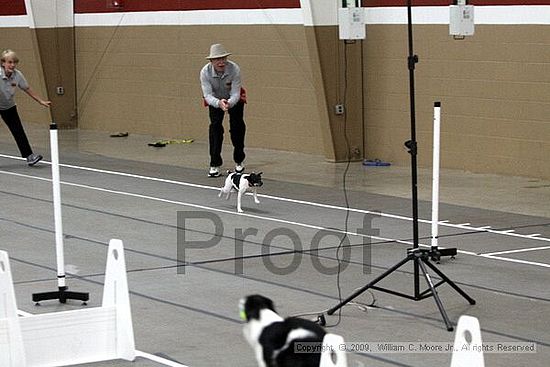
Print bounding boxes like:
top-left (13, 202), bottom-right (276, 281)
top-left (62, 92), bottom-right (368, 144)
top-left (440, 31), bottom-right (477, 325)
top-left (74, 0), bottom-right (301, 14)
top-left (0, 0), bottom-right (26, 16)
top-left (364, 0), bottom-right (550, 6)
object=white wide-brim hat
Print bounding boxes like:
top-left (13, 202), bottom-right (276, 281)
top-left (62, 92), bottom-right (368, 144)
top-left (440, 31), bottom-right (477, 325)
top-left (206, 43), bottom-right (231, 59)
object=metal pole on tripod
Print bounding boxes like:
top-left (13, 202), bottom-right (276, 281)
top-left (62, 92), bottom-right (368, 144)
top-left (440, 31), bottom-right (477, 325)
top-left (32, 123), bottom-right (89, 305)
top-left (404, 0), bottom-right (421, 298)
top-left (324, 1), bottom-right (475, 331)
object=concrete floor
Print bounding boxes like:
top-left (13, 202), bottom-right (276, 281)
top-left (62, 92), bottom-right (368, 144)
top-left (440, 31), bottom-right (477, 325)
top-left (0, 122), bottom-right (549, 366)
top-left (13, 122), bottom-right (550, 218)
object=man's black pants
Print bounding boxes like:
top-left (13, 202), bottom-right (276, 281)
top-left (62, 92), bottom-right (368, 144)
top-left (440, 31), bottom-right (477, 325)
top-left (208, 101), bottom-right (246, 167)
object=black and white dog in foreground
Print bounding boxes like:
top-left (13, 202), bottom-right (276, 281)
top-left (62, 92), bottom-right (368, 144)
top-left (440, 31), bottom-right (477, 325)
top-left (219, 171), bottom-right (263, 213)
top-left (240, 294), bottom-right (326, 367)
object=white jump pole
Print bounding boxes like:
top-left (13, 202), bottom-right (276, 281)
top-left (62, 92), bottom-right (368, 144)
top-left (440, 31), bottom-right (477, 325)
top-left (431, 102), bottom-right (441, 251)
top-left (50, 123), bottom-right (66, 289)
top-left (429, 103), bottom-right (457, 261)
top-left (32, 123), bottom-right (88, 304)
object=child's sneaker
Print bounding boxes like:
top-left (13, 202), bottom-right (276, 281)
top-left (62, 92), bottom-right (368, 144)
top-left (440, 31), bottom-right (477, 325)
top-left (26, 153), bottom-right (43, 166)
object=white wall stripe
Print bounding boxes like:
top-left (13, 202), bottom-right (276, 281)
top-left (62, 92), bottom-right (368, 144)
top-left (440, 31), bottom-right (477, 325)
top-left (2, 5), bottom-right (550, 28)
top-left (75, 9), bottom-right (304, 27)
top-left (0, 15), bottom-right (31, 27)
top-left (366, 6), bottom-right (446, 24)
top-left (476, 5), bottom-right (550, 24)
top-left (73, 6), bottom-right (550, 26)
top-left (366, 6), bottom-right (550, 25)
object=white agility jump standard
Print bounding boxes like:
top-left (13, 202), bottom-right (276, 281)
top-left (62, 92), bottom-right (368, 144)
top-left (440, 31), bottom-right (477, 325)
top-left (31, 123), bottom-right (89, 304)
top-left (450, 315), bottom-right (485, 367)
top-left (0, 239), bottom-right (136, 366)
top-left (320, 333), bottom-right (348, 367)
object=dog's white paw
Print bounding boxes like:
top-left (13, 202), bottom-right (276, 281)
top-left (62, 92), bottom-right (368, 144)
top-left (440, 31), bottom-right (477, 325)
top-left (238, 208), bottom-right (244, 213)
top-left (254, 199), bottom-right (260, 204)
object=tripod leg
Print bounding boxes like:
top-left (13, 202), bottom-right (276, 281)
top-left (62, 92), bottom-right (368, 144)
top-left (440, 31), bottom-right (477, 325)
top-left (417, 259), bottom-right (454, 331)
top-left (424, 259), bottom-right (476, 305)
top-left (327, 254), bottom-right (413, 315)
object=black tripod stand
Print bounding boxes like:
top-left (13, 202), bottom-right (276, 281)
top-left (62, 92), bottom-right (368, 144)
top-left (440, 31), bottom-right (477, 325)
top-left (325, 1), bottom-right (475, 331)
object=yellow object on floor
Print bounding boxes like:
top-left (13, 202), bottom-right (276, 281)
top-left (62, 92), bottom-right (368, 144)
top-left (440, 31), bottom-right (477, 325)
top-left (148, 139), bottom-right (194, 147)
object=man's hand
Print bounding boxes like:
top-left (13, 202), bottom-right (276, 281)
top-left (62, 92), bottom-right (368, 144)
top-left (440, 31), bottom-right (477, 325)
top-left (219, 99), bottom-right (229, 111)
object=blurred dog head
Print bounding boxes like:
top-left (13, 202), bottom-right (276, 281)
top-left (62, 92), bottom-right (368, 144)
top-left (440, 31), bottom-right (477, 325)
top-left (240, 294), bottom-right (326, 367)
top-left (245, 172), bottom-right (263, 187)
top-left (239, 294), bottom-right (276, 322)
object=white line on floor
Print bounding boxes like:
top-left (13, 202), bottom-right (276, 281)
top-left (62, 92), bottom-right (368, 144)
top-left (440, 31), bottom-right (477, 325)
top-left (1, 157), bottom-right (549, 267)
top-left (135, 351), bottom-right (189, 367)
top-left (479, 254), bottom-right (550, 268)
top-left (2, 153), bottom-right (550, 241)
top-left (50, 158), bottom-right (550, 245)
top-left (483, 245), bottom-right (550, 256)
top-left (0, 168), bottom-right (411, 246)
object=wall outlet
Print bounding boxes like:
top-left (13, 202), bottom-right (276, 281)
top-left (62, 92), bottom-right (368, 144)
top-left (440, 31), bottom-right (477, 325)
top-left (335, 104), bottom-right (345, 115)
top-left (56, 86), bottom-right (64, 95)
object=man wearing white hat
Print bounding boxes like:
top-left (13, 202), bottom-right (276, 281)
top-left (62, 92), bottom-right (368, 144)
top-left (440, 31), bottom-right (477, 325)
top-left (200, 43), bottom-right (246, 177)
